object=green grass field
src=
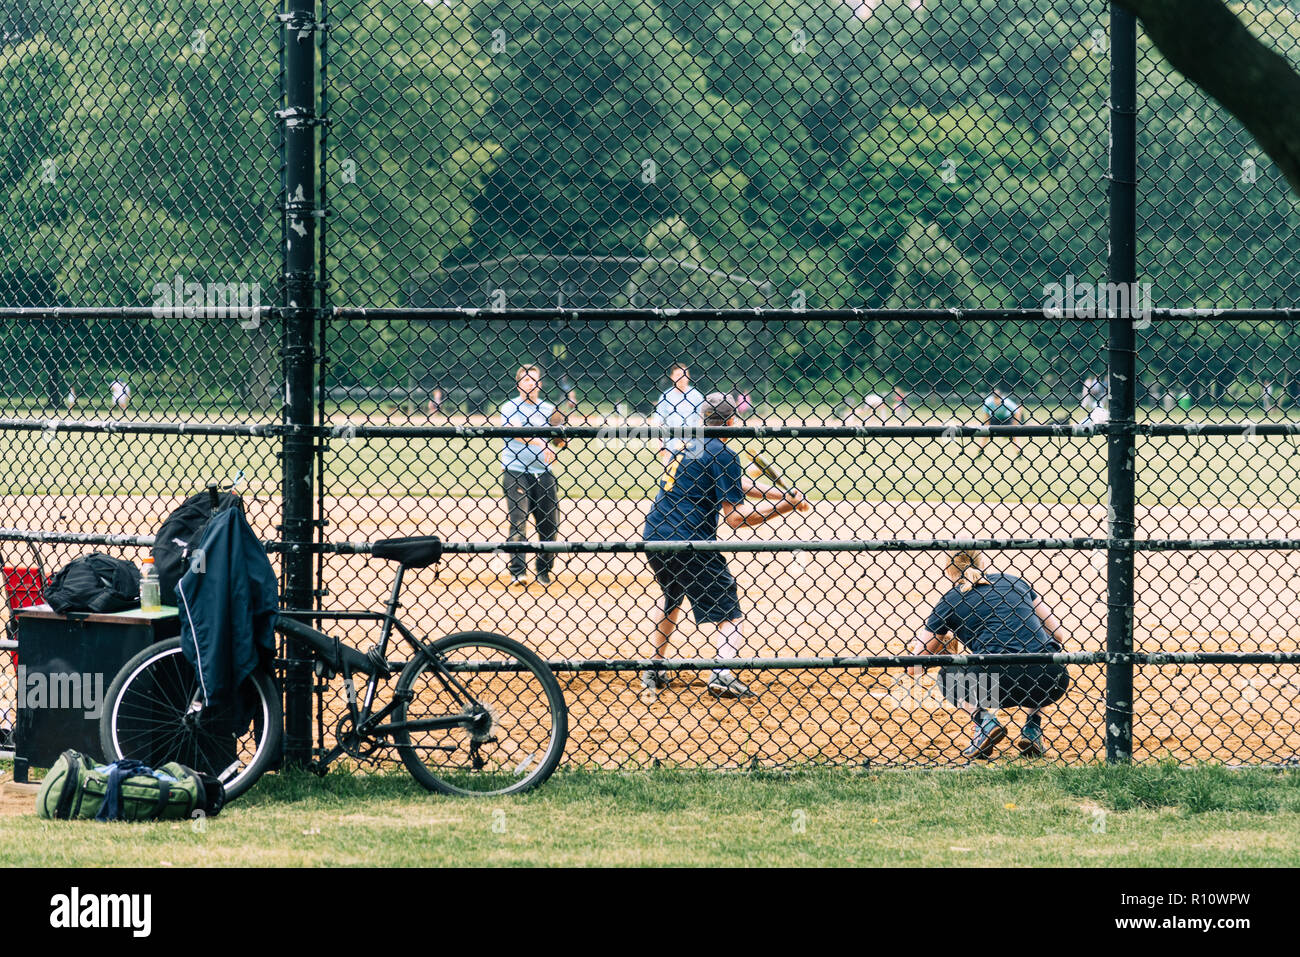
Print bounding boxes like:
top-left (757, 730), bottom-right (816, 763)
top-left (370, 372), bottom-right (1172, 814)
top-left (4, 764), bottom-right (1299, 867)
top-left (1, 403), bottom-right (1298, 508)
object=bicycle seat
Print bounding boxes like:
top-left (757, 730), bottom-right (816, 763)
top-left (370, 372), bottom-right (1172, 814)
top-left (371, 536), bottom-right (443, 568)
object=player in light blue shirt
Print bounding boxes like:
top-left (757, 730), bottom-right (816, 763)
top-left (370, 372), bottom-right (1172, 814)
top-left (500, 364), bottom-right (560, 586)
top-left (977, 388), bottom-right (1024, 458)
top-left (653, 362), bottom-right (705, 465)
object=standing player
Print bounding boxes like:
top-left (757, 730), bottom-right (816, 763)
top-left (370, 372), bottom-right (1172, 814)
top-left (856, 393), bottom-right (887, 424)
top-left (641, 393), bottom-right (805, 699)
top-left (110, 376), bottom-right (130, 411)
top-left (976, 387), bottom-right (1024, 457)
top-left (500, 364), bottom-right (561, 587)
top-left (559, 374), bottom-right (579, 415)
top-left (1080, 374), bottom-right (1108, 424)
top-left (908, 550), bottom-right (1071, 759)
top-left (891, 388), bottom-right (909, 423)
top-left (427, 385), bottom-right (445, 417)
top-left (653, 363), bottom-right (704, 466)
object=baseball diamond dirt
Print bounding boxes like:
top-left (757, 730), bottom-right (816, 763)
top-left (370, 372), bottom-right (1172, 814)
top-left (4, 460), bottom-right (1299, 771)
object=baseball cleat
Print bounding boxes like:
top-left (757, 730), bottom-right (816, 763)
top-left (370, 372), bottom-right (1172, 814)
top-left (962, 712), bottom-right (1006, 759)
top-left (1016, 722), bottom-right (1048, 757)
top-left (536, 571), bottom-right (552, 585)
top-left (640, 669), bottom-right (671, 691)
top-left (509, 573), bottom-right (526, 587)
top-left (707, 675), bottom-right (756, 699)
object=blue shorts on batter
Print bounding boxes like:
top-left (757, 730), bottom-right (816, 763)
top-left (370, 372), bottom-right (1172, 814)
top-left (647, 552), bottom-right (742, 624)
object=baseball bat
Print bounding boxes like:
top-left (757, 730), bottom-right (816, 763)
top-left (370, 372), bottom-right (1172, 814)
top-left (746, 444), bottom-right (811, 511)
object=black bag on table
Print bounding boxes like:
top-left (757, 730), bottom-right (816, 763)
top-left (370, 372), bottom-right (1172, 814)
top-left (152, 491), bottom-right (242, 605)
top-left (43, 553), bottom-right (140, 614)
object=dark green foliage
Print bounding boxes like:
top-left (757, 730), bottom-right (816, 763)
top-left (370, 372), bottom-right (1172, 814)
top-left (1, 0), bottom-right (1298, 405)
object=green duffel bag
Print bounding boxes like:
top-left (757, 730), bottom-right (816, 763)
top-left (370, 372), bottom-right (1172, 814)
top-left (36, 750), bottom-right (226, 822)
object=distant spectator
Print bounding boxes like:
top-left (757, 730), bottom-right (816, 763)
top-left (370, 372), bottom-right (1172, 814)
top-left (46, 368), bottom-right (65, 413)
top-left (427, 386), bottom-right (445, 416)
top-left (892, 388), bottom-right (909, 423)
top-left (858, 393), bottom-right (887, 423)
top-left (1262, 379), bottom-right (1275, 413)
top-left (110, 377), bottom-right (130, 411)
top-left (1080, 374), bottom-right (1109, 425)
top-left (977, 388), bottom-right (1024, 457)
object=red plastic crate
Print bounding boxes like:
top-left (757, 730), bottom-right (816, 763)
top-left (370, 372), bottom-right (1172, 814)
top-left (4, 566), bottom-right (44, 666)
top-left (4, 566), bottom-right (44, 610)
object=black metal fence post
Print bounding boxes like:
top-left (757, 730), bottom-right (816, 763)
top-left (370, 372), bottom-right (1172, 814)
top-left (279, 0), bottom-right (319, 768)
top-left (1106, 4), bottom-right (1138, 764)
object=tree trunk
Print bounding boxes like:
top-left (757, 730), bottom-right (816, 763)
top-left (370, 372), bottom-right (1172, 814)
top-left (1114, 0), bottom-right (1300, 196)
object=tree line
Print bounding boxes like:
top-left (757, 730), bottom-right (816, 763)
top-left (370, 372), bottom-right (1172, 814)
top-left (0, 0), bottom-right (1297, 408)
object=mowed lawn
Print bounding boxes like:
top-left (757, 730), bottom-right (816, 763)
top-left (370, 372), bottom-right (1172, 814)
top-left (3, 764), bottom-right (1300, 867)
top-left (1, 402), bottom-right (1298, 508)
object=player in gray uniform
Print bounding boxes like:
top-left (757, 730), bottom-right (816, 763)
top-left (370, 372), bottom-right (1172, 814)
top-left (653, 363), bottom-right (705, 466)
top-left (500, 364), bottom-right (560, 587)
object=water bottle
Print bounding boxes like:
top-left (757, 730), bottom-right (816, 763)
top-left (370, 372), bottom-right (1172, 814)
top-left (140, 556), bottom-right (162, 612)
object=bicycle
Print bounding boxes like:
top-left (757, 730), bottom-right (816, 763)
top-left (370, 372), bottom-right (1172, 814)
top-left (98, 535), bottom-right (568, 800)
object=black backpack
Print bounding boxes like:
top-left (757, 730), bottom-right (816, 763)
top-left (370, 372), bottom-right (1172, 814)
top-left (43, 553), bottom-right (141, 614)
top-left (153, 491), bottom-right (243, 605)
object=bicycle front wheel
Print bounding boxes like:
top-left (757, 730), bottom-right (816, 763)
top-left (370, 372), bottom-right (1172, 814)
top-left (394, 632), bottom-right (567, 796)
top-left (99, 637), bottom-right (283, 802)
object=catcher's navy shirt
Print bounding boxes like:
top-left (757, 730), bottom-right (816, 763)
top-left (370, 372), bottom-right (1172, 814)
top-left (924, 573), bottom-right (1058, 655)
top-left (643, 438), bottom-right (744, 541)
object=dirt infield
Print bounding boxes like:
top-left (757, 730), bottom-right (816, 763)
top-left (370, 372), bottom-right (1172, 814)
top-left (3, 489), bottom-right (1298, 770)
top-left (312, 491), bottom-right (1300, 768)
top-left (0, 778), bottom-right (38, 817)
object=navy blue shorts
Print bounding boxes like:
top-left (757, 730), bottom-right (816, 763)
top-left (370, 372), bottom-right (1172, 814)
top-left (647, 552), bottom-right (742, 624)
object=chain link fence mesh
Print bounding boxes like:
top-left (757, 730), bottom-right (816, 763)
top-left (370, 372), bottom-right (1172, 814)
top-left (3, 0), bottom-right (1300, 771)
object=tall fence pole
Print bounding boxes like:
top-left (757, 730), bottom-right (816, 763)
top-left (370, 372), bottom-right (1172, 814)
top-left (1106, 4), bottom-right (1138, 764)
top-left (279, 0), bottom-right (320, 768)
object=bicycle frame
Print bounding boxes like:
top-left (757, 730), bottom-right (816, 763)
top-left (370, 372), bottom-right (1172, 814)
top-left (277, 564), bottom-right (496, 768)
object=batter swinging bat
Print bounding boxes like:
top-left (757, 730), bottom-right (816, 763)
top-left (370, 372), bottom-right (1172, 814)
top-left (745, 444), bottom-right (811, 512)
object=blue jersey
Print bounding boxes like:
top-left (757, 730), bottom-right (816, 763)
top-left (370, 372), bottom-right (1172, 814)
top-left (924, 573), bottom-right (1057, 655)
top-left (643, 438), bottom-right (744, 542)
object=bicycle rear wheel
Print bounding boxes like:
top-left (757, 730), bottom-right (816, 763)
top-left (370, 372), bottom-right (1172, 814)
top-left (99, 637), bottom-right (282, 802)
top-left (394, 632), bottom-right (567, 796)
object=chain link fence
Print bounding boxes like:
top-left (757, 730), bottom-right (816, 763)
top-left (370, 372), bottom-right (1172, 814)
top-left (3, 0), bottom-right (1300, 771)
